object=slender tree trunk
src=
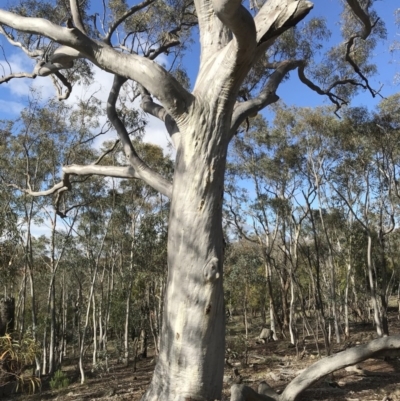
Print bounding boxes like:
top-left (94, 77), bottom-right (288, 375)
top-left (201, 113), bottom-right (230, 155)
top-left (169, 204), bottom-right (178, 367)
top-left (378, 236), bottom-right (390, 336)
top-left (16, 269), bottom-right (26, 338)
top-left (367, 234), bottom-right (384, 337)
top-left (280, 273), bottom-right (290, 331)
top-left (288, 269), bottom-right (298, 345)
top-left (61, 271), bottom-right (67, 360)
top-left (98, 265), bottom-right (105, 353)
top-left (156, 276), bottom-right (164, 354)
top-left (79, 264), bottom-right (98, 384)
top-left (92, 294), bottom-right (97, 367)
top-left (344, 260), bottom-right (351, 338)
top-left (265, 261), bottom-right (279, 340)
top-left (49, 277), bottom-right (56, 373)
top-left (23, 200), bottom-right (41, 375)
top-left (103, 258), bottom-right (114, 367)
top-left (315, 185), bottom-right (340, 344)
top-left (124, 282), bottom-right (132, 366)
top-left (244, 282), bottom-right (249, 338)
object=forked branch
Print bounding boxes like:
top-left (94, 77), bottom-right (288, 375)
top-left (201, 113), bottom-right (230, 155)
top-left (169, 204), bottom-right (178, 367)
top-left (0, 25), bottom-right (43, 58)
top-left (107, 75), bottom-right (173, 197)
top-left (344, 0), bottom-right (380, 97)
top-left (0, 8), bottom-right (193, 120)
top-left (139, 84), bottom-right (180, 149)
top-left (231, 59), bottom-right (300, 133)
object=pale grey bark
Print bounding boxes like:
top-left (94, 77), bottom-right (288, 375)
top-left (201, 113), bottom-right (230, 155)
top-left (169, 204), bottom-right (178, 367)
top-left (232, 60), bottom-right (298, 132)
top-left (123, 216), bottom-right (137, 367)
top-left (69, 0), bottom-right (86, 34)
top-left (139, 85), bottom-right (180, 149)
top-left (142, 109), bottom-right (228, 400)
top-left (92, 293), bottom-right (98, 367)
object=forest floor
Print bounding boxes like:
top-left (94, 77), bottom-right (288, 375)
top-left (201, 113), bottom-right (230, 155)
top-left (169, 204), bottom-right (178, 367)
top-left (5, 304), bottom-right (400, 401)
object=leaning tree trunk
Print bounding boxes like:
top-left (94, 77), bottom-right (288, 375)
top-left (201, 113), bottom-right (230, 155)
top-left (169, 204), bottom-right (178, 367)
top-left (231, 336), bottom-right (400, 401)
top-left (142, 111), bottom-right (227, 401)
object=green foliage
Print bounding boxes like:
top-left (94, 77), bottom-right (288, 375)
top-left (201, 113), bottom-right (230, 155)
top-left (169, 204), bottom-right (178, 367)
top-left (49, 369), bottom-right (69, 390)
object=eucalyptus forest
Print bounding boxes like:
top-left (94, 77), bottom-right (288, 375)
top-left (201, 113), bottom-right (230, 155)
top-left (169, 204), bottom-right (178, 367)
top-left (0, 1), bottom-right (400, 401)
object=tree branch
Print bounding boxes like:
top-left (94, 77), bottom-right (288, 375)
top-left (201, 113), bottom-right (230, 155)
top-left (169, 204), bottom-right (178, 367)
top-left (53, 70), bottom-right (72, 100)
top-left (344, 0), bottom-right (379, 97)
top-left (297, 63), bottom-right (349, 113)
top-left (0, 8), bottom-right (194, 121)
top-left (107, 75), bottom-right (173, 198)
top-left (4, 177), bottom-right (71, 197)
top-left (105, 0), bottom-right (155, 45)
top-left (231, 335), bottom-right (400, 401)
top-left (138, 84), bottom-right (180, 149)
top-left (0, 46), bottom-right (78, 95)
top-left (231, 60), bottom-right (301, 133)
top-left (254, 0), bottom-right (313, 46)
top-left (42, 46), bottom-right (82, 71)
top-left (194, 0), bottom-right (231, 62)
top-left (0, 25), bottom-right (43, 58)
top-left (279, 335), bottom-right (400, 401)
top-left (195, 0), bottom-right (312, 109)
top-left (0, 71), bottom-right (37, 83)
top-left (194, 0), bottom-right (258, 103)
top-left (62, 164), bottom-right (140, 179)
top-left (212, 0), bottom-right (256, 59)
top-left (70, 0), bottom-right (86, 34)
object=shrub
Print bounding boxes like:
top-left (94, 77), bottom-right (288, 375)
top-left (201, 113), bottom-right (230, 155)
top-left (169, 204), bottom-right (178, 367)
top-left (49, 369), bottom-right (69, 390)
top-left (0, 332), bottom-right (41, 394)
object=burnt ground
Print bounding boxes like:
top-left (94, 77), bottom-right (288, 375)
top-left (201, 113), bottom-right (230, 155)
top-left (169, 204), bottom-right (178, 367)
top-left (4, 306), bottom-right (400, 401)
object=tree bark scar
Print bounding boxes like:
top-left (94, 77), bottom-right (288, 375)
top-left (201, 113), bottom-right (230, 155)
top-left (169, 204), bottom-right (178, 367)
top-left (205, 303), bottom-right (212, 315)
top-left (198, 198), bottom-right (205, 211)
top-left (203, 257), bottom-right (220, 282)
top-left (176, 332), bottom-right (180, 340)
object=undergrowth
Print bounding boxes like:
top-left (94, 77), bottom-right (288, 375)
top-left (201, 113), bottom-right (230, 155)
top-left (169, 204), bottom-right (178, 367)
top-left (0, 332), bottom-right (41, 394)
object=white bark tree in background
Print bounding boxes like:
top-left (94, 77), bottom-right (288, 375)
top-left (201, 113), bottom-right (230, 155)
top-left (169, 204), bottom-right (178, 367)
top-left (0, 1), bottom-right (392, 400)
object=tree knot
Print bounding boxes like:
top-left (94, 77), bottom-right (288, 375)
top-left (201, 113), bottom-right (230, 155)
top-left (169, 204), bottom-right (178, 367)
top-left (203, 257), bottom-right (220, 283)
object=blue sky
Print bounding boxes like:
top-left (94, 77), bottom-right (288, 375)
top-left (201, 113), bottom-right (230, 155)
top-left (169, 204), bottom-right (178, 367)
top-left (0, 0), bottom-right (397, 237)
top-left (0, 0), bottom-right (397, 119)
top-left (278, 0), bottom-right (399, 109)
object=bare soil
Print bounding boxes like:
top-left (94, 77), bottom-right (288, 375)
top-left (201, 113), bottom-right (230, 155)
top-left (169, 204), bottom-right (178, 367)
top-left (5, 307), bottom-right (400, 401)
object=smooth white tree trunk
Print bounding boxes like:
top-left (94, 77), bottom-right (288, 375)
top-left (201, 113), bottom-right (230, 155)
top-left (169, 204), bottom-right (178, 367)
top-left (142, 116), bottom-right (227, 401)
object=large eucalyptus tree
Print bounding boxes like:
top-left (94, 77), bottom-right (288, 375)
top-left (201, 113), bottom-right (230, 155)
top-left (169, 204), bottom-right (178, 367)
top-left (0, 0), bottom-right (395, 400)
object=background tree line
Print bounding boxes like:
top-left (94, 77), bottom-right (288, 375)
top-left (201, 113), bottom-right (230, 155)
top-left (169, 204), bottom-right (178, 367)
top-left (1, 91), bottom-right (400, 382)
